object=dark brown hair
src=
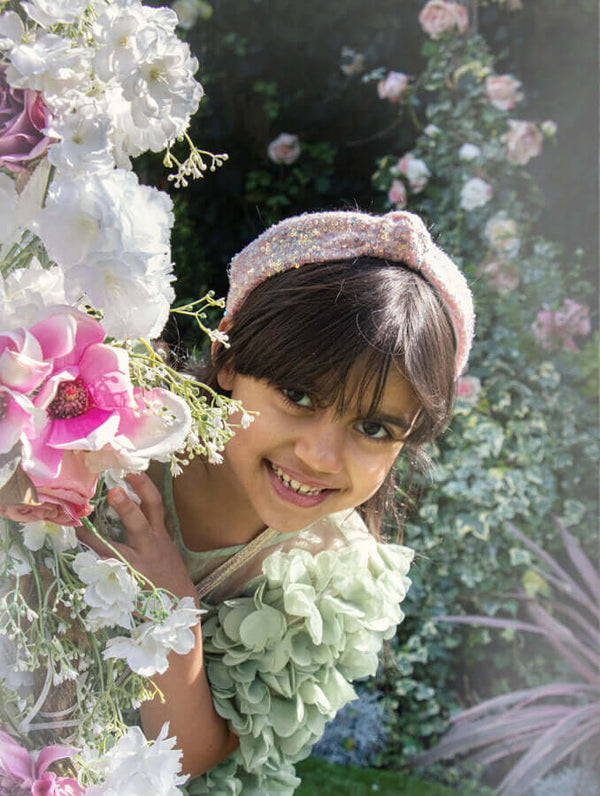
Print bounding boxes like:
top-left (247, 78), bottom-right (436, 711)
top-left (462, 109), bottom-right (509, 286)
top-left (196, 257), bottom-right (457, 538)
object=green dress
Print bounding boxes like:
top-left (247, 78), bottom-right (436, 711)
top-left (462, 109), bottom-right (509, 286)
top-left (160, 474), bottom-right (414, 795)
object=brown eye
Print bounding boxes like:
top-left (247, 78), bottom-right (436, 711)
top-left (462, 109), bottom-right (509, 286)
top-left (281, 388), bottom-right (313, 408)
top-left (356, 420), bottom-right (390, 440)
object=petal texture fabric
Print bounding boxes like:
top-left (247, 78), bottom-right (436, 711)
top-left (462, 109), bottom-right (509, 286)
top-left (185, 512), bottom-right (413, 795)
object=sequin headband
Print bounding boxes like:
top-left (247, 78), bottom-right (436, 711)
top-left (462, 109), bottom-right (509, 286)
top-left (226, 210), bottom-right (475, 377)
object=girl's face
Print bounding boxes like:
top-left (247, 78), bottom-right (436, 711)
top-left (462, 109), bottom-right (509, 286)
top-left (214, 363), bottom-right (420, 535)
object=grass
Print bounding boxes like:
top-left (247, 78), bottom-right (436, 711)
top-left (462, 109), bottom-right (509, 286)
top-left (295, 758), bottom-right (469, 795)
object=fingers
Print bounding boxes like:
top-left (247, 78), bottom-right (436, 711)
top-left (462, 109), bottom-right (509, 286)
top-left (107, 472), bottom-right (165, 550)
top-left (75, 522), bottom-right (126, 559)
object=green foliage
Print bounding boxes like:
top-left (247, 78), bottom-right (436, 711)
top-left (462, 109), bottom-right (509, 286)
top-left (370, 13), bottom-right (599, 784)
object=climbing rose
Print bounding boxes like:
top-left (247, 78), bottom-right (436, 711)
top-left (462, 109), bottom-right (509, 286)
top-left (267, 133), bottom-right (300, 165)
top-left (377, 71), bottom-right (409, 102)
top-left (419, 1), bottom-right (469, 39)
top-left (503, 119), bottom-right (543, 165)
top-left (532, 299), bottom-right (591, 352)
top-left (485, 75), bottom-right (523, 111)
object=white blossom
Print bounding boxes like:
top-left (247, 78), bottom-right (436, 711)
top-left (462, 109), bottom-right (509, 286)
top-left (459, 143), bottom-right (481, 161)
top-left (73, 551), bottom-right (139, 631)
top-left (21, 521), bottom-right (78, 552)
top-left (460, 177), bottom-right (493, 210)
top-left (85, 723), bottom-right (187, 795)
top-left (46, 106), bottom-right (115, 174)
top-left (0, 258), bottom-right (67, 330)
top-left (103, 597), bottom-right (202, 675)
top-left (21, 0), bottom-right (90, 28)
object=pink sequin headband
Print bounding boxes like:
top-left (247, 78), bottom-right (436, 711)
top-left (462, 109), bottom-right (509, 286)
top-left (226, 210), bottom-right (475, 377)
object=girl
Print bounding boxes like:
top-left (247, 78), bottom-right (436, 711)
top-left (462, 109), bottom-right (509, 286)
top-left (80, 209), bottom-right (474, 794)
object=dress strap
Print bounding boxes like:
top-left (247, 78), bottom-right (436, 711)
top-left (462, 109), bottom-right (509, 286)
top-left (195, 526), bottom-right (280, 600)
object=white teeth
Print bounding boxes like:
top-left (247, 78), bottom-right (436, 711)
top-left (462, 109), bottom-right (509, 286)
top-left (271, 464), bottom-right (325, 496)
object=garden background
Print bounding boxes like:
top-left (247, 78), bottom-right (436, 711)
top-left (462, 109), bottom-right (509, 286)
top-left (150, 0), bottom-right (599, 792)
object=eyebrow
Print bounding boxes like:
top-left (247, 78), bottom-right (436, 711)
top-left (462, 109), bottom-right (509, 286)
top-left (369, 411), bottom-right (414, 430)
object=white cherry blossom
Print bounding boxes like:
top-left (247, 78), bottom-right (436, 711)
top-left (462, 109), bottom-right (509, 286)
top-left (73, 551), bottom-right (140, 631)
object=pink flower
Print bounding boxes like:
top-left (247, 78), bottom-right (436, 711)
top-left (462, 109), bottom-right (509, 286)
top-left (532, 299), bottom-right (591, 352)
top-left (267, 133), bottom-right (301, 165)
top-left (502, 119), bottom-right (543, 165)
top-left (0, 730), bottom-right (84, 794)
top-left (418, 1), bottom-right (469, 39)
top-left (485, 74), bottom-right (523, 111)
top-left (476, 259), bottom-right (520, 295)
top-left (0, 65), bottom-right (53, 173)
top-left (388, 179), bottom-right (407, 208)
top-left (456, 374), bottom-right (481, 405)
top-left (396, 153), bottom-right (431, 192)
top-left (377, 71), bottom-right (409, 102)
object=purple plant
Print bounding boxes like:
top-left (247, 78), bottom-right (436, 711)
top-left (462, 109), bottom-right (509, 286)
top-left (413, 520), bottom-right (600, 795)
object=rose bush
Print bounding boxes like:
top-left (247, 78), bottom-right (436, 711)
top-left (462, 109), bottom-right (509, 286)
top-left (377, 71), bottom-right (409, 102)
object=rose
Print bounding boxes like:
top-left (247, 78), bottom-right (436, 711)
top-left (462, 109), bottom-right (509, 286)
top-left (418, 1), bottom-right (469, 39)
top-left (532, 299), bottom-right (591, 352)
top-left (502, 119), bottom-right (543, 165)
top-left (458, 143), bottom-right (481, 161)
top-left (377, 71), bottom-right (409, 102)
top-left (0, 66), bottom-right (52, 173)
top-left (484, 211), bottom-right (521, 258)
top-left (476, 259), bottom-right (520, 295)
top-left (460, 177), bottom-right (492, 210)
top-left (0, 450), bottom-right (98, 526)
top-left (397, 153), bottom-right (431, 192)
top-left (485, 75), bottom-right (523, 111)
top-left (388, 179), bottom-right (407, 208)
top-left (267, 133), bottom-right (301, 165)
top-left (456, 375), bottom-right (481, 405)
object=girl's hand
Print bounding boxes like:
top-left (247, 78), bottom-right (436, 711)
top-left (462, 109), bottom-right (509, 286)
top-left (78, 472), bottom-right (197, 602)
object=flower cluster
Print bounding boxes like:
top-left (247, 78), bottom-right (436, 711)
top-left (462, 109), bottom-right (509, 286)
top-left (0, 2), bottom-right (240, 792)
top-left (531, 299), bottom-right (591, 353)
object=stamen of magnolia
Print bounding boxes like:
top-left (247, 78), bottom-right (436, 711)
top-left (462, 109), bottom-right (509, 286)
top-left (47, 379), bottom-right (91, 419)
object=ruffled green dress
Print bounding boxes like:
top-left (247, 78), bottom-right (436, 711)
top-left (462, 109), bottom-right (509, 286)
top-left (160, 475), bottom-right (414, 795)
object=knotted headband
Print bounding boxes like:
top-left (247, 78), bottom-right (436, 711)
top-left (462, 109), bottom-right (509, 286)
top-left (226, 210), bottom-right (475, 377)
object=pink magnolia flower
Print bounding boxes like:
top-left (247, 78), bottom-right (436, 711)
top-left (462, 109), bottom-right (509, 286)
top-left (532, 299), bottom-right (591, 352)
top-left (267, 133), bottom-right (301, 165)
top-left (388, 179), bottom-right (407, 208)
top-left (418, 1), bottom-right (469, 39)
top-left (0, 730), bottom-right (84, 794)
top-left (456, 374), bottom-right (481, 405)
top-left (502, 119), bottom-right (543, 165)
top-left (485, 74), bottom-right (523, 111)
top-left (476, 259), bottom-right (520, 295)
top-left (0, 65), bottom-right (53, 173)
top-left (377, 71), bottom-right (409, 102)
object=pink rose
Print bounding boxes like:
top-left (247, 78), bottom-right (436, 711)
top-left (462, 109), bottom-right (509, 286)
top-left (532, 299), bottom-right (591, 352)
top-left (377, 71), bottom-right (409, 102)
top-left (267, 133), bottom-right (301, 165)
top-left (456, 375), bottom-right (481, 405)
top-left (502, 119), bottom-right (543, 165)
top-left (485, 74), bottom-right (523, 111)
top-left (388, 179), bottom-right (407, 208)
top-left (0, 65), bottom-right (53, 173)
top-left (476, 259), bottom-right (520, 295)
top-left (0, 451), bottom-right (98, 526)
top-left (418, 1), bottom-right (469, 39)
top-left (396, 153), bottom-right (431, 192)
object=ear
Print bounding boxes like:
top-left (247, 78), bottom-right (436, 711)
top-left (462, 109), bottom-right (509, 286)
top-left (217, 361), bottom-right (236, 392)
top-left (211, 317), bottom-right (231, 359)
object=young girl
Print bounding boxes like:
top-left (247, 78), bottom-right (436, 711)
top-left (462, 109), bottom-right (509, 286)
top-left (80, 209), bottom-right (474, 794)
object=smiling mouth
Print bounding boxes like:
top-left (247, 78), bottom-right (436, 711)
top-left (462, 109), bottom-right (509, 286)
top-left (269, 462), bottom-right (329, 496)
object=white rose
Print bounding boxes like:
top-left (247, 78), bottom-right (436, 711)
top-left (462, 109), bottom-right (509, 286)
top-left (458, 143), bottom-right (481, 161)
top-left (267, 133), bottom-right (301, 165)
top-left (484, 211), bottom-right (521, 258)
top-left (460, 177), bottom-right (493, 210)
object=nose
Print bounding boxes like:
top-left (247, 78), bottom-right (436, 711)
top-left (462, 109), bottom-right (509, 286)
top-left (294, 417), bottom-right (345, 475)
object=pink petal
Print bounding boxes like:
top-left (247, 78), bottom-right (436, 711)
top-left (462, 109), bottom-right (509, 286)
top-left (78, 344), bottom-right (136, 408)
top-left (46, 408), bottom-right (120, 450)
top-left (36, 744), bottom-right (79, 775)
top-left (0, 733), bottom-right (34, 782)
top-left (21, 430), bottom-right (64, 479)
top-left (30, 307), bottom-right (104, 367)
